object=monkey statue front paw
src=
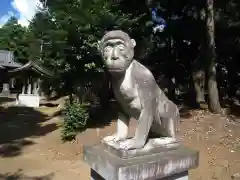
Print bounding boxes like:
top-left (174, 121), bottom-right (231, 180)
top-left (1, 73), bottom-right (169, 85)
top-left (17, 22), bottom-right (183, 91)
top-left (119, 138), bottom-right (145, 150)
top-left (103, 134), bottom-right (126, 143)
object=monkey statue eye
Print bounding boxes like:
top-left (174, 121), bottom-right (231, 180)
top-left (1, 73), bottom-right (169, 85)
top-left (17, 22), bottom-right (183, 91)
top-left (104, 46), bottom-right (112, 52)
top-left (117, 44), bottom-right (125, 51)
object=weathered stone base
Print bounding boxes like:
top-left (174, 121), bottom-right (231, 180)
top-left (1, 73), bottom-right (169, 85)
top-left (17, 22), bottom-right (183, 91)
top-left (83, 143), bottom-right (199, 180)
top-left (16, 94), bottom-right (40, 108)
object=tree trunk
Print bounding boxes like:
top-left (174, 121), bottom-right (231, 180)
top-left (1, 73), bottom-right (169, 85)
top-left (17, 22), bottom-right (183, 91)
top-left (205, 0), bottom-right (221, 113)
top-left (191, 7), bottom-right (207, 107)
top-left (192, 67), bottom-right (206, 104)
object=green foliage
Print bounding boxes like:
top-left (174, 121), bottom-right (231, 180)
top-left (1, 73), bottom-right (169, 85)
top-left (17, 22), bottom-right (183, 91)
top-left (27, 0), bottom-right (145, 99)
top-left (61, 101), bottom-right (90, 141)
top-left (0, 16), bottom-right (30, 64)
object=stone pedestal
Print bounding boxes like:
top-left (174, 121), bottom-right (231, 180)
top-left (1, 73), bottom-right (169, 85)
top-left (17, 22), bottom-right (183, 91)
top-left (16, 94), bottom-right (40, 108)
top-left (83, 140), bottom-right (199, 180)
top-left (1, 83), bottom-right (10, 95)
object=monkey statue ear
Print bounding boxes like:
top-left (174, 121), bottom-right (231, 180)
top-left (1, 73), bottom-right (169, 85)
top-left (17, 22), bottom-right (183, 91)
top-left (131, 39), bottom-right (136, 47)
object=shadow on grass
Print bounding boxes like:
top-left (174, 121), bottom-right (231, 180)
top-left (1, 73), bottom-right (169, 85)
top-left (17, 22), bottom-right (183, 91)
top-left (0, 96), bottom-right (15, 105)
top-left (179, 106), bottom-right (194, 119)
top-left (220, 98), bottom-right (240, 120)
top-left (39, 103), bottom-right (58, 108)
top-left (228, 103), bottom-right (240, 118)
top-left (0, 106), bottom-right (58, 157)
top-left (0, 170), bottom-right (54, 180)
top-left (51, 109), bottom-right (62, 118)
top-left (0, 139), bottom-right (34, 157)
top-left (222, 101), bottom-right (240, 120)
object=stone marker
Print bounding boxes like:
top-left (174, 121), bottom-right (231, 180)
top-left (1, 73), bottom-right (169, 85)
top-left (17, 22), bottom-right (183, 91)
top-left (16, 94), bottom-right (40, 108)
top-left (1, 83), bottom-right (10, 95)
top-left (83, 30), bottom-right (199, 179)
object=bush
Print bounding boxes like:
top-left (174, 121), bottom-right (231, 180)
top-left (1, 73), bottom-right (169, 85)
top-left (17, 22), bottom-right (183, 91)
top-left (61, 101), bottom-right (90, 141)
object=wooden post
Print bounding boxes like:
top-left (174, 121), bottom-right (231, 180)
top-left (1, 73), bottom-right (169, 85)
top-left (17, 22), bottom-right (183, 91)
top-left (10, 78), bottom-right (15, 88)
top-left (1, 72), bottom-right (10, 95)
top-left (33, 78), bottom-right (38, 95)
top-left (22, 84), bottom-right (26, 94)
top-left (21, 75), bottom-right (26, 94)
top-left (36, 78), bottom-right (42, 96)
top-left (27, 78), bottom-right (32, 94)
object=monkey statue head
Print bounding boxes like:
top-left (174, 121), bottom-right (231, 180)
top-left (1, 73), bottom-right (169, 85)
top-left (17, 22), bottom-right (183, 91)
top-left (98, 30), bottom-right (136, 75)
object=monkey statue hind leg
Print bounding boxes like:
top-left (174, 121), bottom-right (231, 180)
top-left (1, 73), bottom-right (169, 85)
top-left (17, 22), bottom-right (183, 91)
top-left (150, 99), bottom-right (180, 145)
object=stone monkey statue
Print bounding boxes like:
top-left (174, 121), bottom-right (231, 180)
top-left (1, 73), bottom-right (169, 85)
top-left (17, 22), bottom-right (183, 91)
top-left (98, 30), bottom-right (180, 150)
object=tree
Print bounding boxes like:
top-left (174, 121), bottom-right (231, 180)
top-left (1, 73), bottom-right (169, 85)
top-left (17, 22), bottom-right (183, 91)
top-left (30, 0), bottom-right (143, 101)
top-left (205, 0), bottom-right (221, 113)
top-left (0, 17), bottom-right (29, 64)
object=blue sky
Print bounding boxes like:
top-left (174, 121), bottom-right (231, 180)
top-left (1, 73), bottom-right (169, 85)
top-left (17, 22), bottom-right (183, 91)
top-left (0, 0), bottom-right (18, 17)
top-left (0, 0), bottom-right (42, 27)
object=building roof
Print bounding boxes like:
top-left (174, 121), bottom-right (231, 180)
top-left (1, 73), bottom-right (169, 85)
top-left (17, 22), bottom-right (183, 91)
top-left (0, 50), bottom-right (22, 68)
top-left (0, 50), bottom-right (53, 77)
top-left (8, 61), bottom-right (54, 78)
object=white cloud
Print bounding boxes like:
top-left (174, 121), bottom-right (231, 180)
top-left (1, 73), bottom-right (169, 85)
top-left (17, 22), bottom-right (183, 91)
top-left (11, 0), bottom-right (43, 27)
top-left (0, 11), bottom-right (14, 27)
